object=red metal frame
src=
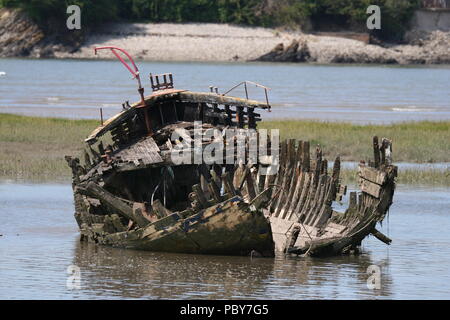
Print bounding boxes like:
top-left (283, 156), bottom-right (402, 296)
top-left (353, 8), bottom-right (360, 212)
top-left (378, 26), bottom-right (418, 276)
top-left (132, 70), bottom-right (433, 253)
top-left (94, 46), bottom-right (152, 133)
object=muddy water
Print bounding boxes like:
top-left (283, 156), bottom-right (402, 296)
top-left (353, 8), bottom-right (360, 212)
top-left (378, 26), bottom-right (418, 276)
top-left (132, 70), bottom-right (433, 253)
top-left (1, 59), bottom-right (449, 123)
top-left (0, 182), bottom-right (449, 299)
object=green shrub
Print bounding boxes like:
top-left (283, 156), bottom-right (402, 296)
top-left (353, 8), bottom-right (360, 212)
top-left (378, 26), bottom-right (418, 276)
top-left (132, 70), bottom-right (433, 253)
top-left (0, 0), bottom-right (421, 41)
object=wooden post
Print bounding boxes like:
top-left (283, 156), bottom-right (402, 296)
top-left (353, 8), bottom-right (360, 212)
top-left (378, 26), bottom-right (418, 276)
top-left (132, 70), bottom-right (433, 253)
top-left (247, 107), bottom-right (256, 129)
top-left (302, 141), bottom-right (310, 172)
top-left (245, 172), bottom-right (257, 201)
top-left (236, 106), bottom-right (244, 128)
top-left (373, 136), bottom-right (380, 168)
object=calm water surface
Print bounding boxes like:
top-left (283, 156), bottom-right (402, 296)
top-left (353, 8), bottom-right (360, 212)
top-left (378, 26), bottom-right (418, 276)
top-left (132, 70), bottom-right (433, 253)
top-left (1, 182), bottom-right (449, 299)
top-left (0, 58), bottom-right (449, 123)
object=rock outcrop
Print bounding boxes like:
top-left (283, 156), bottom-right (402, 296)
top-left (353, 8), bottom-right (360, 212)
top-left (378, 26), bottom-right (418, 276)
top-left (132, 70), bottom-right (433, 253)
top-left (256, 39), bottom-right (311, 62)
top-left (0, 8), bottom-right (45, 57)
top-left (0, 7), bottom-right (83, 58)
top-left (256, 31), bottom-right (450, 65)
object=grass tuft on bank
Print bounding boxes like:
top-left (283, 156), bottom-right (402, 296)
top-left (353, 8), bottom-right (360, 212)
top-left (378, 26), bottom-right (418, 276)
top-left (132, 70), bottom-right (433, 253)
top-left (0, 113), bottom-right (98, 182)
top-left (0, 113), bottom-right (449, 185)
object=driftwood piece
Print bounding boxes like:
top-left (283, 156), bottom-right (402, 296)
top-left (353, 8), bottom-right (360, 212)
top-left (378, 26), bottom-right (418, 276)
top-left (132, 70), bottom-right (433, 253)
top-left (371, 229), bottom-right (392, 245)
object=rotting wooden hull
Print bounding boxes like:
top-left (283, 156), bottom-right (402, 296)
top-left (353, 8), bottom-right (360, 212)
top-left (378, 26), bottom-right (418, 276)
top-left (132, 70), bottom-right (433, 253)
top-left (266, 137), bottom-right (396, 257)
top-left (66, 86), bottom-right (396, 258)
top-left (78, 194), bottom-right (274, 257)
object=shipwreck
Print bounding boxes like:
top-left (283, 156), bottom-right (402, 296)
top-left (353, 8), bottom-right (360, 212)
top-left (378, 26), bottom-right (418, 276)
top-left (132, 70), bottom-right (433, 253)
top-left (66, 47), bottom-right (397, 257)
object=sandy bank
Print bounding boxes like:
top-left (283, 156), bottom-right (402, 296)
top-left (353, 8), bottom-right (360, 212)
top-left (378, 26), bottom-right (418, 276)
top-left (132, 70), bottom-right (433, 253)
top-left (53, 22), bottom-right (295, 62)
top-left (1, 7), bottom-right (449, 64)
top-left (54, 23), bottom-right (450, 64)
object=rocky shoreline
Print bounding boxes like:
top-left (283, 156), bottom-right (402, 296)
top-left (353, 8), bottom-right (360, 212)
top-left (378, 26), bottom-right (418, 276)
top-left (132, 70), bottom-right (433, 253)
top-left (256, 31), bottom-right (450, 64)
top-left (1, 8), bottom-right (449, 64)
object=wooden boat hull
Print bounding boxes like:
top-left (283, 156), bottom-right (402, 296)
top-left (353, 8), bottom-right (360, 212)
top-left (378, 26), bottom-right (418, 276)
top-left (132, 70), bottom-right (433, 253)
top-left (83, 195), bottom-right (274, 257)
top-left (266, 137), bottom-right (396, 257)
top-left (66, 85), bottom-right (396, 258)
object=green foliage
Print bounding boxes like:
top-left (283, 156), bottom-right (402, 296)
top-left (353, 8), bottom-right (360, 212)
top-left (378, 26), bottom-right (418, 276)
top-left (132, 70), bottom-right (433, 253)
top-left (0, 0), bottom-right (421, 40)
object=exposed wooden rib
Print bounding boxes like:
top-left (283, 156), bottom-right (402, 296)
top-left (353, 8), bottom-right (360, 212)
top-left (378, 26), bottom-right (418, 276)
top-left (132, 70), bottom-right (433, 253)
top-left (321, 159), bottom-right (328, 175)
top-left (350, 191), bottom-right (359, 210)
top-left (232, 165), bottom-right (244, 190)
top-left (238, 166), bottom-right (251, 191)
top-left (270, 140), bottom-right (287, 213)
top-left (304, 175), bottom-right (327, 225)
top-left (277, 140), bottom-right (297, 218)
top-left (294, 173), bottom-right (312, 222)
top-left (311, 176), bottom-right (333, 227)
top-left (301, 141), bottom-right (310, 172)
top-left (152, 199), bottom-right (172, 218)
top-left (208, 180), bottom-right (222, 203)
top-left (285, 171), bottom-right (305, 221)
top-left (373, 136), bottom-right (380, 168)
top-left (313, 146), bottom-right (322, 186)
top-left (245, 171), bottom-right (257, 201)
top-left (296, 140), bottom-right (304, 171)
top-left (192, 184), bottom-right (208, 208)
top-left (222, 172), bottom-right (237, 197)
top-left (298, 173), bottom-right (318, 223)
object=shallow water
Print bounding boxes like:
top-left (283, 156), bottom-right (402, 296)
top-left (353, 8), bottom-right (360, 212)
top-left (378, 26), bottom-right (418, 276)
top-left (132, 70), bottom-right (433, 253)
top-left (0, 59), bottom-right (449, 123)
top-left (0, 182), bottom-right (449, 299)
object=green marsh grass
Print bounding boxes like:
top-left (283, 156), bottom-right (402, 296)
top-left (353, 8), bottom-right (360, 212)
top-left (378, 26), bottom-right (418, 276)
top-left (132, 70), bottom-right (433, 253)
top-left (0, 114), bottom-right (449, 185)
top-left (259, 120), bottom-right (450, 163)
top-left (0, 113), bottom-right (98, 182)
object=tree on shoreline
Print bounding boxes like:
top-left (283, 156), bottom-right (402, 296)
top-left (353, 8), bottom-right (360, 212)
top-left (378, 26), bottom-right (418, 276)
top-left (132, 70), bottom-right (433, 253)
top-left (0, 0), bottom-right (420, 41)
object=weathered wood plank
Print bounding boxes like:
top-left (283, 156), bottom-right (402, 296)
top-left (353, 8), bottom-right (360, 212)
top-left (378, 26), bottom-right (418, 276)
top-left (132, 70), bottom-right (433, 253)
top-left (358, 164), bottom-right (387, 185)
top-left (359, 179), bottom-right (382, 198)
